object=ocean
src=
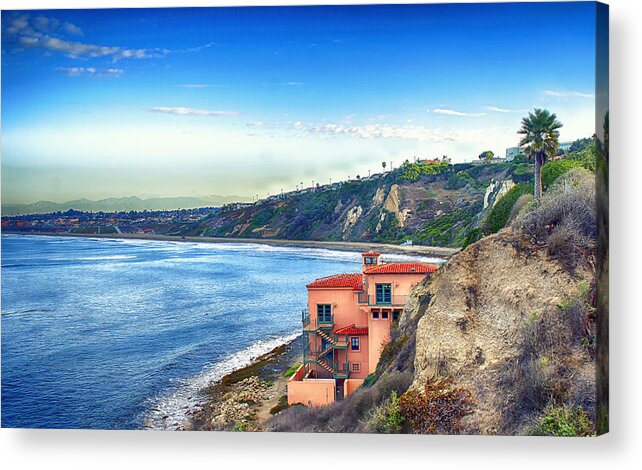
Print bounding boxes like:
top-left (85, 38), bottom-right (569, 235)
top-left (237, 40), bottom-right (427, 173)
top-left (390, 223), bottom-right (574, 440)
top-left (0, 234), bottom-right (442, 429)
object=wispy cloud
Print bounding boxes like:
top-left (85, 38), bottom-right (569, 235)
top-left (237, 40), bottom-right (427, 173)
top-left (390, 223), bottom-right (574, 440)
top-left (56, 67), bottom-right (124, 77)
top-left (430, 108), bottom-right (486, 117)
top-left (281, 81), bottom-right (303, 87)
top-left (150, 106), bottom-right (239, 117)
top-left (545, 90), bottom-right (594, 98)
top-left (5, 13), bottom-right (167, 61)
top-left (293, 121), bottom-right (457, 142)
top-left (483, 106), bottom-right (528, 113)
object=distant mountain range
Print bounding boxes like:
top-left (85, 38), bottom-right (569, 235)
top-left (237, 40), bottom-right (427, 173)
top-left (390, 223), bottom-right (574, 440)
top-left (2, 195), bottom-right (251, 216)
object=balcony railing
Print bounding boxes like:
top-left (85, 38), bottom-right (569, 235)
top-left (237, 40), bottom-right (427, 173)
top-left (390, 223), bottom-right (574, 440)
top-left (333, 358), bottom-right (350, 379)
top-left (302, 310), bottom-right (334, 330)
top-left (357, 293), bottom-right (409, 306)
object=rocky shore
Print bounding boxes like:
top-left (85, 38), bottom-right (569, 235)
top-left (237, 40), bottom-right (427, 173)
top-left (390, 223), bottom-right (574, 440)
top-left (182, 335), bottom-right (303, 431)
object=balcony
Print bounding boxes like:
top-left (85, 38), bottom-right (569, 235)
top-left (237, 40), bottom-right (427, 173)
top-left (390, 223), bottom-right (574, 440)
top-left (357, 293), bottom-right (409, 306)
top-left (302, 309), bottom-right (334, 331)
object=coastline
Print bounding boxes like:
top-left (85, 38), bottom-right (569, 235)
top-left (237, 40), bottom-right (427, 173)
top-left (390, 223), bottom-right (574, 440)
top-left (183, 335), bottom-right (303, 432)
top-left (2, 231), bottom-right (459, 258)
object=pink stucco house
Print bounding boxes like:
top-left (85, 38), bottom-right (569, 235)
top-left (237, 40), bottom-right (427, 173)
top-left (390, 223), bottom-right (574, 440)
top-left (287, 251), bottom-right (438, 406)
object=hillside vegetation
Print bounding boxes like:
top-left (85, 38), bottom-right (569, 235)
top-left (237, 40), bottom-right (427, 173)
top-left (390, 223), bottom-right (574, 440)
top-left (269, 147), bottom-right (598, 435)
top-left (199, 160), bottom-right (533, 248)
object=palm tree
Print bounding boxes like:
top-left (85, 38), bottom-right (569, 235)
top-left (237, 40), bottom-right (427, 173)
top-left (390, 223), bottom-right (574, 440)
top-left (518, 108), bottom-right (563, 200)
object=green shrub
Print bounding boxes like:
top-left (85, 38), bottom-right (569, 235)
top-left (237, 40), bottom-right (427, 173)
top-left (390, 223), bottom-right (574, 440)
top-left (462, 228), bottom-right (483, 248)
top-left (284, 363), bottom-right (301, 378)
top-left (399, 379), bottom-right (474, 434)
top-left (269, 395), bottom-right (290, 415)
top-left (484, 183), bottom-right (533, 234)
top-left (541, 159), bottom-right (583, 190)
top-left (567, 143), bottom-right (596, 173)
top-left (528, 405), bottom-right (593, 436)
top-left (367, 391), bottom-right (404, 433)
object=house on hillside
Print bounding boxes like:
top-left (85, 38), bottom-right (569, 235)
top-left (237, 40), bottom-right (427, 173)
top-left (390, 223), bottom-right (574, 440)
top-left (287, 251), bottom-right (438, 406)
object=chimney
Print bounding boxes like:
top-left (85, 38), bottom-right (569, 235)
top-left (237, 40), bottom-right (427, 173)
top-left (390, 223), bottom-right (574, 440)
top-left (361, 251), bottom-right (381, 273)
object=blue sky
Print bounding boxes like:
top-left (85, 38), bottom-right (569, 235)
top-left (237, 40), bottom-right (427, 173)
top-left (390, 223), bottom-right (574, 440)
top-left (2, 3), bottom-right (597, 203)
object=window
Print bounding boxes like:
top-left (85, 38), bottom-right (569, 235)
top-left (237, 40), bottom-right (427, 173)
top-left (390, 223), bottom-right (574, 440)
top-left (364, 257), bottom-right (377, 265)
top-left (382, 310), bottom-right (389, 319)
top-left (351, 363), bottom-right (360, 372)
top-left (372, 311), bottom-right (379, 319)
top-left (393, 310), bottom-right (401, 322)
top-left (375, 283), bottom-right (392, 304)
top-left (351, 337), bottom-right (360, 351)
top-left (317, 304), bottom-right (332, 323)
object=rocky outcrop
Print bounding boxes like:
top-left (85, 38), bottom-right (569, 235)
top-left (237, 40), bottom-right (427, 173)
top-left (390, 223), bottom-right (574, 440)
top-left (342, 205), bottom-right (363, 235)
top-left (410, 229), bottom-right (595, 434)
top-left (483, 179), bottom-right (515, 209)
top-left (208, 376), bottom-right (269, 427)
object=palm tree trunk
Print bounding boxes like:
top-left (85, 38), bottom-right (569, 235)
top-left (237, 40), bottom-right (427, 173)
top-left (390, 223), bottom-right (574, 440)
top-left (534, 156), bottom-right (543, 200)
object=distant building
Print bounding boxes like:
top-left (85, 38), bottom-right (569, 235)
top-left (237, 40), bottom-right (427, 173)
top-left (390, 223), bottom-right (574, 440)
top-left (558, 141), bottom-right (573, 153)
top-left (506, 147), bottom-right (521, 161)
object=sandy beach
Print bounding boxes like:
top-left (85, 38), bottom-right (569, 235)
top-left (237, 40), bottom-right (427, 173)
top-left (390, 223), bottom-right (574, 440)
top-left (5, 231), bottom-right (459, 259)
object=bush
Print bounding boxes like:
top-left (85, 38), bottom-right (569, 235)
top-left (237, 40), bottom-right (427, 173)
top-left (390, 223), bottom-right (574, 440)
top-left (484, 183), bottom-right (533, 234)
top-left (366, 391), bottom-right (404, 433)
top-left (541, 159), bottom-right (583, 190)
top-left (567, 143), bottom-right (596, 173)
top-left (398, 379), bottom-right (474, 434)
top-left (284, 363), bottom-right (301, 378)
top-left (462, 228), bottom-right (483, 248)
top-left (514, 168), bottom-right (595, 271)
top-left (269, 395), bottom-right (290, 415)
top-left (528, 405), bottom-right (593, 436)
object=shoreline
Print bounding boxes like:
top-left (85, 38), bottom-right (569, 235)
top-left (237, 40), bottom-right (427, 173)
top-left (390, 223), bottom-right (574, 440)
top-left (183, 335), bottom-right (303, 431)
top-left (2, 231), bottom-right (459, 258)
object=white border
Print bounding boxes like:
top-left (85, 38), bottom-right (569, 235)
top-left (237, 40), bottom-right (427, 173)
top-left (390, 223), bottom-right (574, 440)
top-left (2, 1), bottom-right (641, 469)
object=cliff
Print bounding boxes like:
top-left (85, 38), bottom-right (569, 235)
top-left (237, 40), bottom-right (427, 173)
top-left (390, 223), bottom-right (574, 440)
top-left (198, 161), bottom-right (531, 247)
top-left (407, 229), bottom-right (595, 434)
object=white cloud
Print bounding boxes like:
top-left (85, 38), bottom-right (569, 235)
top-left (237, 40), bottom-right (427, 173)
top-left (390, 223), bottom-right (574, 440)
top-left (5, 13), bottom-right (165, 61)
top-left (63, 22), bottom-right (84, 36)
top-left (545, 90), bottom-right (595, 98)
top-left (150, 106), bottom-right (239, 117)
top-left (56, 67), bottom-right (124, 77)
top-left (294, 121), bottom-right (457, 142)
top-left (430, 108), bottom-right (486, 117)
top-left (483, 106), bottom-right (528, 113)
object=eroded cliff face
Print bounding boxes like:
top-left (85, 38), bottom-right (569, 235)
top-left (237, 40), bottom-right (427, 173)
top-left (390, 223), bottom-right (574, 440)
top-left (407, 229), bottom-right (595, 434)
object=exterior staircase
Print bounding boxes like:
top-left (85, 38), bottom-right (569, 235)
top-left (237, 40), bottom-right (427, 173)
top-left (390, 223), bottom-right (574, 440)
top-left (316, 357), bottom-right (334, 374)
top-left (316, 328), bottom-right (336, 345)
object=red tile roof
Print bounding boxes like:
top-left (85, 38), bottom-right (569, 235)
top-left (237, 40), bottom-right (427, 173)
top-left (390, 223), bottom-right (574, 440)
top-left (306, 273), bottom-right (364, 290)
top-left (364, 262), bottom-right (439, 275)
top-left (335, 325), bottom-right (369, 336)
top-left (361, 251), bottom-right (381, 257)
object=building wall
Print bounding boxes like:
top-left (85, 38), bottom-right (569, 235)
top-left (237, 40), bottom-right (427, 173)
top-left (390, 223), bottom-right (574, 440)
top-left (287, 372), bottom-right (336, 407)
top-left (367, 312), bottom-right (391, 374)
top-left (364, 272), bottom-right (426, 300)
top-left (308, 287), bottom-right (366, 329)
top-left (344, 378), bottom-right (365, 397)
top-left (335, 335), bottom-right (370, 379)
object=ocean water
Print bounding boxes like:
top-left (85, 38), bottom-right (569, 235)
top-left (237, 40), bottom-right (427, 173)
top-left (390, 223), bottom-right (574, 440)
top-left (1, 234), bottom-right (442, 430)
